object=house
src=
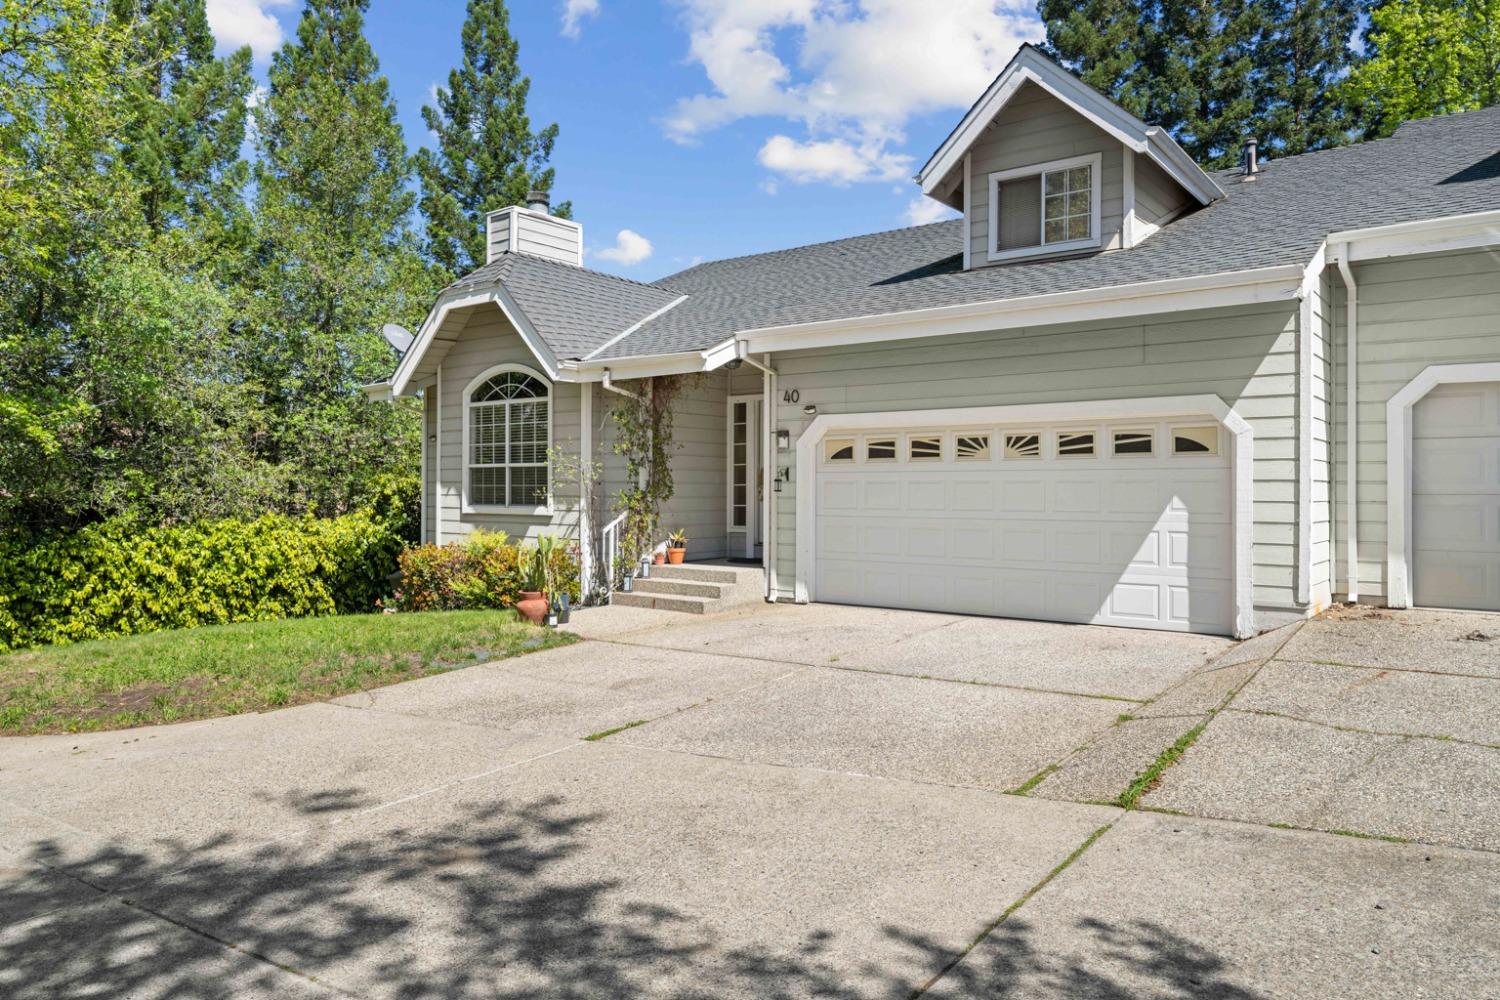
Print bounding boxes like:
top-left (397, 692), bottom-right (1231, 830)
top-left (374, 44), bottom-right (1500, 639)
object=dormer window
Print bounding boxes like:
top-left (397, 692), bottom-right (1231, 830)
top-left (987, 152), bottom-right (1101, 262)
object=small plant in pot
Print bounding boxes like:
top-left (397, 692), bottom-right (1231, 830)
top-left (667, 529), bottom-right (688, 564)
top-left (516, 538), bottom-right (555, 625)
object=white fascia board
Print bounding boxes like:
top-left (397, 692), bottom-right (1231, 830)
top-left (1328, 208), bottom-right (1500, 261)
top-left (490, 285), bottom-right (561, 380)
top-left (1145, 128), bottom-right (1226, 205)
top-left (920, 51), bottom-right (1150, 196)
top-left (738, 263), bottom-right (1306, 356)
top-left (579, 295), bottom-right (690, 362)
top-left (389, 289), bottom-right (498, 398)
top-left (361, 381), bottom-right (393, 402)
top-left (917, 48), bottom-right (1226, 209)
top-left (389, 285), bottom-right (564, 397)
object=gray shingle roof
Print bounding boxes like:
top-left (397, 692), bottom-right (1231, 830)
top-left (445, 106), bottom-right (1500, 365)
top-left (444, 251), bottom-right (682, 360)
top-left (588, 105), bottom-right (1500, 360)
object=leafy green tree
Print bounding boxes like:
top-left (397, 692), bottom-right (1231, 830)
top-left (249, 0), bottom-right (435, 517)
top-left (417, 0), bottom-right (569, 276)
top-left (1344, 0), bottom-right (1500, 137)
top-left (107, 0), bottom-right (254, 237)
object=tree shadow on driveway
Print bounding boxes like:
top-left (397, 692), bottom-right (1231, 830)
top-left (3, 796), bottom-right (1264, 999)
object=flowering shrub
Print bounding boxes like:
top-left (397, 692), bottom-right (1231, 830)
top-left (390, 532), bottom-right (580, 613)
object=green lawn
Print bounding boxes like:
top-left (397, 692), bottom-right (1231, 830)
top-left (0, 611), bottom-right (577, 735)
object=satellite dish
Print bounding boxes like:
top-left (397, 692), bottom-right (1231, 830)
top-left (382, 323), bottom-right (414, 355)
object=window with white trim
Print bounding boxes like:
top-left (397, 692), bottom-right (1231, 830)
top-left (467, 369), bottom-right (550, 508)
top-left (988, 153), bottom-right (1102, 262)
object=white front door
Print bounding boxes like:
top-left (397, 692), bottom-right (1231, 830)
top-left (1412, 381), bottom-right (1500, 611)
top-left (727, 396), bottom-right (760, 559)
top-left (812, 417), bottom-right (1234, 634)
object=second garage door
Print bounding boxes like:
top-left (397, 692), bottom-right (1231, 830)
top-left (812, 416), bottom-right (1234, 635)
top-left (1412, 381), bottom-right (1500, 611)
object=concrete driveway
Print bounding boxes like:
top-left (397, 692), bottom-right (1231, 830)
top-left (2, 604), bottom-right (1496, 998)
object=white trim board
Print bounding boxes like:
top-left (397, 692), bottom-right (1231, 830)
top-left (739, 263), bottom-right (1305, 356)
top-left (1385, 362), bottom-right (1500, 608)
top-left (793, 394), bottom-right (1256, 638)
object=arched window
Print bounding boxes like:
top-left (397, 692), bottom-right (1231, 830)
top-left (465, 367), bottom-right (550, 509)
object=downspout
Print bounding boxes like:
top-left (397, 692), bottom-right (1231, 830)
top-left (1335, 250), bottom-right (1359, 603)
top-left (579, 383), bottom-right (593, 591)
top-left (602, 369), bottom-right (647, 491)
top-left (735, 344), bottom-right (779, 602)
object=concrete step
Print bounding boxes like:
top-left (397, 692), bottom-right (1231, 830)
top-left (610, 591), bottom-right (715, 614)
top-left (649, 564), bottom-right (744, 585)
top-left (631, 578), bottom-right (726, 599)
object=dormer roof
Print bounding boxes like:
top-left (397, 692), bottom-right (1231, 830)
top-left (917, 44), bottom-right (1224, 208)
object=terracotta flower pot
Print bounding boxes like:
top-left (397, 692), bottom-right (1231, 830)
top-left (666, 547), bottom-right (686, 564)
top-left (516, 591), bottom-right (549, 626)
top-left (652, 552), bottom-right (666, 565)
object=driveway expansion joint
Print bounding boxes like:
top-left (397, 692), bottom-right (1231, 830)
top-left (909, 819), bottom-right (1122, 998)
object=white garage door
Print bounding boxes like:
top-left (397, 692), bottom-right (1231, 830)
top-left (813, 417), bottom-right (1234, 634)
top-left (1413, 381), bottom-right (1500, 611)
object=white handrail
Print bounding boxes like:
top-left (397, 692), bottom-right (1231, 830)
top-left (598, 511), bottom-right (628, 603)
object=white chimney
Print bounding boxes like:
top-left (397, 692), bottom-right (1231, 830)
top-left (485, 192), bottom-right (582, 267)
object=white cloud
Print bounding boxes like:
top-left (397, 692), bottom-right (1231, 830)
top-left (205, 0), bottom-right (293, 61)
top-left (758, 135), bottom-right (910, 185)
top-left (664, 0), bottom-right (1042, 186)
top-left (561, 0), bottom-right (600, 38)
top-left (595, 229), bottom-right (653, 266)
top-left (904, 196), bottom-right (960, 226)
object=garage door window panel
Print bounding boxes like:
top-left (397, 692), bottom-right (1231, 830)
top-left (1112, 430), bottom-right (1155, 457)
top-left (1057, 432), bottom-right (1097, 457)
top-left (1172, 426), bottom-right (1219, 456)
top-left (865, 437), bottom-right (897, 462)
top-left (909, 435), bottom-right (943, 461)
top-left (1004, 433), bottom-right (1042, 460)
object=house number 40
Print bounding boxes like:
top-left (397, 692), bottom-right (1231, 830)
top-left (782, 388), bottom-right (800, 403)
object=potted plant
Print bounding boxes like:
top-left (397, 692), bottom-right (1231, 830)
top-left (652, 550), bottom-right (666, 565)
top-left (516, 538), bottom-right (556, 625)
top-left (667, 529), bottom-right (688, 564)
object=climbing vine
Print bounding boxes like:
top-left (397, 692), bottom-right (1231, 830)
top-left (611, 373), bottom-right (700, 573)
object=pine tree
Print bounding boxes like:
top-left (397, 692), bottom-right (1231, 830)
top-left (1041, 0), bottom-right (1359, 167)
top-left (1257, 0), bottom-right (1362, 154)
top-left (417, 0), bottom-right (568, 277)
top-left (1344, 0), bottom-right (1500, 138)
top-left (108, 0), bottom-right (254, 236)
top-left (251, 0), bottom-right (435, 516)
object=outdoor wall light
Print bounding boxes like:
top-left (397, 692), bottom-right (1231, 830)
top-left (802, 403), bottom-right (817, 415)
top-left (776, 428), bottom-right (790, 450)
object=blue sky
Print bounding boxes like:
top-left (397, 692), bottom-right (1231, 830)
top-left (209, 1), bottom-right (1043, 280)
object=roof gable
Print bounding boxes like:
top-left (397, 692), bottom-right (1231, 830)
top-left (918, 45), bottom-right (1223, 208)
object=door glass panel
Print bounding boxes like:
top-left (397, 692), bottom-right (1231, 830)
top-left (731, 403), bottom-right (749, 527)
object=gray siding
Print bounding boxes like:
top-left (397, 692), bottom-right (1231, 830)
top-left (967, 82), bottom-right (1126, 264)
top-left (766, 300), bottom-right (1303, 616)
top-left (435, 305), bottom-right (582, 544)
top-left (1133, 153), bottom-right (1195, 230)
top-left (597, 373), bottom-right (732, 560)
top-left (1332, 246), bottom-right (1500, 601)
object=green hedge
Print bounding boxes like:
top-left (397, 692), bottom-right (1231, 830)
top-left (0, 513), bottom-right (403, 652)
